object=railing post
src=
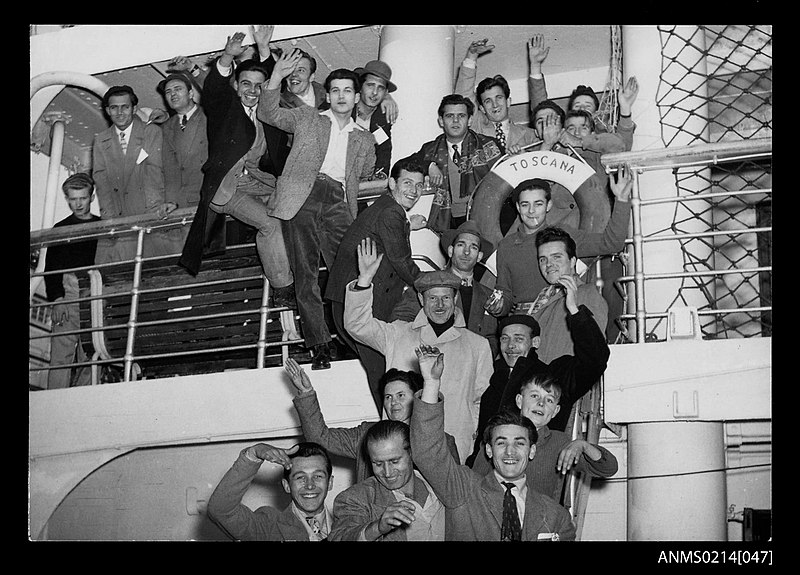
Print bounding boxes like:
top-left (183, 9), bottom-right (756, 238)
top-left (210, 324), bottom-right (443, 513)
top-left (124, 229), bottom-right (146, 382)
top-left (257, 276), bottom-right (270, 369)
top-left (631, 169), bottom-right (647, 343)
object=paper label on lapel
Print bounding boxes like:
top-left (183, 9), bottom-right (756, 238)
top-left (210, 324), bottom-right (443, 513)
top-left (136, 148), bottom-right (149, 165)
top-left (372, 127), bottom-right (389, 145)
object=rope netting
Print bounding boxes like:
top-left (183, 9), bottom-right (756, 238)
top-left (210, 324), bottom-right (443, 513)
top-left (646, 26), bottom-right (772, 340)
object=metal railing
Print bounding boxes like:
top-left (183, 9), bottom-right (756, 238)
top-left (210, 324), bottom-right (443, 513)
top-left (601, 138), bottom-right (772, 344)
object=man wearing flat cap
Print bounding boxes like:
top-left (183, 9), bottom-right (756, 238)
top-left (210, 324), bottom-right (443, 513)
top-left (158, 72), bottom-right (208, 248)
top-left (391, 220), bottom-right (498, 357)
top-left (344, 238), bottom-right (493, 464)
top-left (352, 60), bottom-right (398, 177)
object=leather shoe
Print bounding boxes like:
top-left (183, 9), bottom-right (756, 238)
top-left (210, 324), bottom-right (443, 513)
top-left (272, 283), bottom-right (297, 310)
top-left (311, 343), bottom-right (331, 370)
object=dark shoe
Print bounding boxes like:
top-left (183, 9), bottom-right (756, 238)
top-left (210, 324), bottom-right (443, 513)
top-left (311, 343), bottom-right (331, 370)
top-left (272, 283), bottom-right (297, 310)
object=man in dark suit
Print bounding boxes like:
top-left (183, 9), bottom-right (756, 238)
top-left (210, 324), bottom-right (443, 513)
top-left (207, 442), bottom-right (334, 541)
top-left (259, 49), bottom-right (376, 370)
top-left (178, 31), bottom-right (296, 309)
top-left (325, 156), bottom-right (425, 405)
top-left (390, 220), bottom-right (498, 358)
top-left (352, 60), bottom-right (397, 178)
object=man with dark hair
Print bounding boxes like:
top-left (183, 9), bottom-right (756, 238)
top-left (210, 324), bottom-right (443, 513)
top-left (352, 60), bottom-right (399, 177)
top-left (410, 346), bottom-right (575, 541)
top-left (280, 49), bottom-right (326, 109)
top-left (178, 30), bottom-right (296, 315)
top-left (329, 419), bottom-right (446, 541)
top-left (455, 38), bottom-right (539, 155)
top-left (410, 93), bottom-right (503, 230)
top-left (207, 441), bottom-right (334, 541)
top-left (487, 167), bottom-right (634, 329)
top-left (260, 50), bottom-right (376, 370)
top-left (92, 84), bottom-right (176, 263)
top-left (325, 156), bottom-right (426, 400)
top-left (287, 357), bottom-right (459, 484)
top-left (471, 372), bottom-right (618, 504)
top-left (43, 173), bottom-right (102, 389)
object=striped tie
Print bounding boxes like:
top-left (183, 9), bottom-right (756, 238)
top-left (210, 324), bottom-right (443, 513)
top-left (119, 131), bottom-right (128, 155)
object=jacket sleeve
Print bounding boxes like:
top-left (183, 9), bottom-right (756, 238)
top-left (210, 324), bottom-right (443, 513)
top-left (616, 116), bottom-right (637, 151)
top-left (329, 485), bottom-right (381, 541)
top-left (257, 86), bottom-right (300, 133)
top-left (162, 126), bottom-right (180, 205)
top-left (528, 75), bottom-right (549, 113)
top-left (567, 198), bottom-right (631, 257)
top-left (580, 131), bottom-right (627, 154)
top-left (292, 390), bottom-right (366, 461)
top-left (553, 305), bottom-right (610, 404)
top-left (343, 282), bottom-right (392, 353)
top-left (494, 245), bottom-right (516, 316)
top-left (206, 449), bottom-right (269, 541)
top-left (574, 443), bottom-right (619, 478)
top-left (142, 124), bottom-right (166, 213)
top-left (375, 208), bottom-right (420, 287)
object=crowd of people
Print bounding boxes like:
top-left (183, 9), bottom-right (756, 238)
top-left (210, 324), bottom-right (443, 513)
top-left (43, 27), bottom-right (641, 540)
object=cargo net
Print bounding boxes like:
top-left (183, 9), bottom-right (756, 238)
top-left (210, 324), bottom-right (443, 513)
top-left (647, 26), bottom-right (772, 339)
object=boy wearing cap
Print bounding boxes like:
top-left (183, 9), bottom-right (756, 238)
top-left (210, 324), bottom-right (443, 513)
top-left (390, 220), bottom-right (498, 357)
top-left (344, 238), bottom-right (493, 464)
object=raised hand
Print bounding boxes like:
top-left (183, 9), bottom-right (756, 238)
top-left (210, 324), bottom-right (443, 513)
top-left (415, 345), bottom-right (444, 381)
top-left (224, 32), bottom-right (247, 58)
top-left (610, 163), bottom-right (634, 202)
top-left (284, 357), bottom-right (314, 394)
top-left (245, 443), bottom-right (299, 470)
top-left (250, 24), bottom-right (275, 52)
top-left (356, 237), bottom-right (384, 287)
top-left (167, 55), bottom-right (193, 72)
top-left (466, 38), bottom-right (495, 60)
top-left (618, 76), bottom-right (640, 116)
top-left (555, 274), bottom-right (579, 315)
top-left (528, 34), bottom-right (550, 73)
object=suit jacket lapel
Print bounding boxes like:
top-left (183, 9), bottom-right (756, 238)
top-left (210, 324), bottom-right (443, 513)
top-left (480, 473), bottom-right (505, 532)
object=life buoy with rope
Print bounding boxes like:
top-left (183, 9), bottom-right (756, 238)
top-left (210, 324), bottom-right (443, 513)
top-left (468, 145), bottom-right (596, 253)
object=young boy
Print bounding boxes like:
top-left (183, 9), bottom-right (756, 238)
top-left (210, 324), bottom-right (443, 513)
top-left (471, 372), bottom-right (618, 504)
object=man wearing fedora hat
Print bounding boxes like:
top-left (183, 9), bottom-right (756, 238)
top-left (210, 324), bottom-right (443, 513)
top-left (352, 60), bottom-right (398, 178)
top-left (390, 220), bottom-right (498, 358)
top-left (344, 238), bottom-right (493, 463)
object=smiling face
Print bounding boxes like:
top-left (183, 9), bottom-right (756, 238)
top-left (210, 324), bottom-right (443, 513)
top-left (438, 103), bottom-right (471, 141)
top-left (516, 187), bottom-right (552, 234)
top-left (485, 424), bottom-right (536, 481)
top-left (288, 56), bottom-right (315, 95)
top-left (383, 380), bottom-right (415, 423)
top-left (389, 168), bottom-right (424, 211)
top-left (564, 115), bottom-right (592, 139)
top-left (537, 240), bottom-right (577, 286)
top-left (367, 435), bottom-right (414, 493)
top-left (479, 85), bottom-right (510, 124)
top-left (516, 382), bottom-right (561, 429)
top-left (448, 233), bottom-right (482, 274)
top-left (106, 93), bottom-right (135, 130)
top-left (281, 455), bottom-right (333, 516)
top-left (499, 323), bottom-right (538, 368)
top-left (235, 70), bottom-right (266, 109)
top-left (164, 78), bottom-right (194, 115)
top-left (419, 286), bottom-right (456, 325)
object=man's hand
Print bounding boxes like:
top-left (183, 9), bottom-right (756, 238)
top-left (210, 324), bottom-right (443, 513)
top-left (372, 501), bottom-right (416, 538)
top-left (409, 213), bottom-right (428, 230)
top-left (555, 274), bottom-right (579, 315)
top-left (284, 357), bottom-right (314, 394)
top-left (466, 38), bottom-right (495, 61)
top-left (557, 439), bottom-right (602, 474)
top-left (618, 76), bottom-right (639, 117)
top-left (356, 237), bottom-right (383, 287)
top-left (558, 130), bottom-right (583, 150)
top-left (167, 55), bottom-right (194, 72)
top-left (224, 32), bottom-right (247, 59)
top-left (154, 202), bottom-right (178, 219)
top-left (244, 443), bottom-right (299, 470)
top-left (610, 163), bottom-right (634, 202)
top-left (541, 114), bottom-right (562, 150)
top-left (267, 48), bottom-right (303, 89)
top-left (484, 292), bottom-right (505, 317)
top-left (415, 345), bottom-right (444, 381)
top-left (250, 24), bottom-right (275, 56)
top-left (380, 93), bottom-right (399, 124)
top-left (528, 34), bottom-right (550, 74)
top-left (427, 163), bottom-right (444, 188)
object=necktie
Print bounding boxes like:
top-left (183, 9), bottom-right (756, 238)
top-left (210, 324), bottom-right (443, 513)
top-left (247, 106), bottom-right (257, 125)
top-left (495, 122), bottom-right (507, 153)
top-left (500, 482), bottom-right (522, 541)
top-left (452, 144), bottom-right (461, 167)
top-left (306, 516), bottom-right (323, 540)
top-left (180, 114), bottom-right (187, 130)
top-left (461, 277), bottom-right (472, 287)
top-left (119, 131), bottom-right (128, 155)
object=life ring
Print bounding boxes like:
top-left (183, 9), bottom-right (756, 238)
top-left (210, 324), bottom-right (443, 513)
top-left (469, 150), bottom-right (595, 251)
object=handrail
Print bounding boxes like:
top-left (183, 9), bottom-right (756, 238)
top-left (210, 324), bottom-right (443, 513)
top-left (600, 137), bottom-right (772, 343)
